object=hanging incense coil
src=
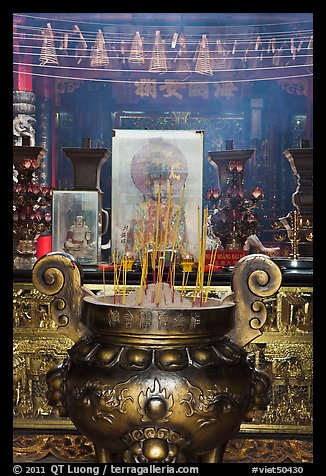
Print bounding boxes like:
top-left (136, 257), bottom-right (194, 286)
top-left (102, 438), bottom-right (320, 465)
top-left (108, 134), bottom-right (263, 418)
top-left (39, 23), bottom-right (59, 66)
top-left (149, 31), bottom-right (168, 73)
top-left (90, 29), bottom-right (110, 67)
top-left (128, 31), bottom-right (145, 64)
top-left (194, 34), bottom-right (213, 75)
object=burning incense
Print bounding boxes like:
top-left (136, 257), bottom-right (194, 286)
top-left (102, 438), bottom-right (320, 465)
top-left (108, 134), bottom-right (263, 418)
top-left (200, 207), bottom-right (209, 303)
top-left (160, 181), bottom-right (173, 277)
top-left (169, 184), bottom-right (185, 267)
top-left (165, 183), bottom-right (186, 284)
top-left (155, 182), bottom-right (173, 305)
top-left (138, 246), bottom-right (148, 305)
top-left (154, 181), bottom-right (161, 266)
top-left (112, 249), bottom-right (117, 298)
top-left (205, 242), bottom-right (218, 302)
top-left (122, 256), bottom-right (127, 305)
top-left (193, 207), bottom-right (201, 303)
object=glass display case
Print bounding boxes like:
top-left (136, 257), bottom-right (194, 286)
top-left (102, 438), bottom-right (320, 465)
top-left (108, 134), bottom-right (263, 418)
top-left (52, 190), bottom-right (102, 265)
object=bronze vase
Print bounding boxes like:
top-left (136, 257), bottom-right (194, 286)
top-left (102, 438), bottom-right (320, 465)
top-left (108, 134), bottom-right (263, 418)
top-left (32, 252), bottom-right (282, 463)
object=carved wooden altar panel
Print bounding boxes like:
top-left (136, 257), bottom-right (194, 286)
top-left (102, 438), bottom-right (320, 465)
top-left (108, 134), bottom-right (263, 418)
top-left (13, 433), bottom-right (313, 463)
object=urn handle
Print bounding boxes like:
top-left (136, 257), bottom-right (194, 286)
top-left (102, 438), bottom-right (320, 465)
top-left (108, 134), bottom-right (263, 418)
top-left (227, 253), bottom-right (282, 347)
top-left (32, 251), bottom-right (91, 342)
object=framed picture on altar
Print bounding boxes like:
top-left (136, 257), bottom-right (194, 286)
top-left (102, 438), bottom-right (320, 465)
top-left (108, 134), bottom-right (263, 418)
top-left (111, 129), bottom-right (204, 261)
top-left (52, 190), bottom-right (100, 265)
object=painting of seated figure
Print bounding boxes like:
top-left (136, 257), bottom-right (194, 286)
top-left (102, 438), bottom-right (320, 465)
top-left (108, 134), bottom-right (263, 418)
top-left (111, 129), bottom-right (204, 262)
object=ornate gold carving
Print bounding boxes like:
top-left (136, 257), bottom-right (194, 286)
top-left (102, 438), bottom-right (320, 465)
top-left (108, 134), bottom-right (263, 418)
top-left (224, 438), bottom-right (313, 463)
top-left (244, 341), bottom-right (312, 431)
top-left (13, 434), bottom-right (312, 464)
top-left (254, 287), bottom-right (312, 336)
top-left (13, 287), bottom-right (56, 329)
top-left (13, 336), bottom-right (73, 422)
top-left (278, 289), bottom-right (313, 333)
top-left (13, 434), bottom-right (95, 461)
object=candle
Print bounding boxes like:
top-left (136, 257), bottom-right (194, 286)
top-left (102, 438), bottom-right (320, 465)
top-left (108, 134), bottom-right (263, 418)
top-left (36, 234), bottom-right (52, 259)
top-left (181, 254), bottom-right (194, 272)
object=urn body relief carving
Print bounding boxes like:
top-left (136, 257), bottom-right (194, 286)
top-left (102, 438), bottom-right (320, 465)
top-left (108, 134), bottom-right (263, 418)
top-left (32, 252), bottom-right (281, 463)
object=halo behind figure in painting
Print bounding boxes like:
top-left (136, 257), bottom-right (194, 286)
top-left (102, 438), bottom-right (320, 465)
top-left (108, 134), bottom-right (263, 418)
top-left (130, 137), bottom-right (188, 197)
top-left (125, 138), bottom-right (189, 260)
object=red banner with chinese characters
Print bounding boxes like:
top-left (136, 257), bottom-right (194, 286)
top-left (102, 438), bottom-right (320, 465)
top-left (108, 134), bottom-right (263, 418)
top-left (205, 250), bottom-right (248, 267)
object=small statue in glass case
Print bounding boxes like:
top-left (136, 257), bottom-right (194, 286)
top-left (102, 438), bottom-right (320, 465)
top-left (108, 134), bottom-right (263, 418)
top-left (64, 215), bottom-right (93, 257)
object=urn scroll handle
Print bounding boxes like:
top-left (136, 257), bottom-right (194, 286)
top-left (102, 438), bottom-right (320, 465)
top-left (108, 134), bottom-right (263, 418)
top-left (32, 251), bottom-right (94, 342)
top-left (225, 253), bottom-right (282, 347)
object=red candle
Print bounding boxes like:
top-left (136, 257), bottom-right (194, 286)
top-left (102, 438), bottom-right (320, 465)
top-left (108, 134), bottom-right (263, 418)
top-left (36, 235), bottom-right (52, 259)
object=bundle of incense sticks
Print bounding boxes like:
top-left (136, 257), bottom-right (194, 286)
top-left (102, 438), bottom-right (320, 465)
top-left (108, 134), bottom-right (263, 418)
top-left (166, 184), bottom-right (185, 285)
top-left (153, 181), bottom-right (161, 284)
top-left (100, 182), bottom-right (215, 309)
top-left (112, 249), bottom-right (122, 303)
top-left (122, 256), bottom-right (127, 305)
top-left (155, 181), bottom-right (173, 306)
top-left (204, 242), bottom-right (219, 302)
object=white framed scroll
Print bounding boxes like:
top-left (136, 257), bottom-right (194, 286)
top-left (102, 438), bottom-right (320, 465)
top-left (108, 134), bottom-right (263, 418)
top-left (111, 129), bottom-right (204, 260)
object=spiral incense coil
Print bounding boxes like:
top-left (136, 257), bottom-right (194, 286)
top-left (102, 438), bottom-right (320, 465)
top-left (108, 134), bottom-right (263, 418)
top-left (39, 23), bottom-right (58, 66)
top-left (149, 31), bottom-right (168, 73)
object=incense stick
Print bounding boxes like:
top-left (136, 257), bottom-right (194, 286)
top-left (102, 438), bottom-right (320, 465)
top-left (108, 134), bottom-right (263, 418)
top-left (169, 184), bottom-right (185, 266)
top-left (102, 266), bottom-right (106, 300)
top-left (156, 181), bottom-right (172, 306)
top-left (159, 181), bottom-right (173, 282)
top-left (122, 257), bottom-right (127, 305)
top-left (166, 183), bottom-right (185, 284)
top-left (154, 181), bottom-right (161, 267)
top-left (200, 207), bottom-right (209, 305)
top-left (205, 242), bottom-right (218, 302)
top-left (193, 206), bottom-right (202, 303)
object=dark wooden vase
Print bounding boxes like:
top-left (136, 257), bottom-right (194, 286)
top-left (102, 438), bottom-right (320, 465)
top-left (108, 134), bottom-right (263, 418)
top-left (32, 252), bottom-right (282, 463)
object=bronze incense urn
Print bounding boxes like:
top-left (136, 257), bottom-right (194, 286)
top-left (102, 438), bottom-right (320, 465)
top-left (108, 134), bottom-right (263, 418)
top-left (32, 252), bottom-right (281, 463)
